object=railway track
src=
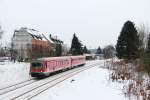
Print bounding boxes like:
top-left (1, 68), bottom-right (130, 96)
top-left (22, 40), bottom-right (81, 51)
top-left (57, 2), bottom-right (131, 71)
top-left (0, 62), bottom-right (102, 100)
top-left (0, 60), bottom-right (97, 93)
top-left (0, 61), bottom-right (99, 94)
top-left (0, 79), bottom-right (36, 95)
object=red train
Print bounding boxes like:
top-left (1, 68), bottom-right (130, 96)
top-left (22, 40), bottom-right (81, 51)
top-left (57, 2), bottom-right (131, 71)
top-left (30, 55), bottom-right (86, 77)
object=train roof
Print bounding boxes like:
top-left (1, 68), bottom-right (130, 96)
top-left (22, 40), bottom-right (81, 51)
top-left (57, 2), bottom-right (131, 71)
top-left (70, 55), bottom-right (85, 58)
top-left (42, 56), bottom-right (71, 61)
top-left (31, 55), bottom-right (85, 62)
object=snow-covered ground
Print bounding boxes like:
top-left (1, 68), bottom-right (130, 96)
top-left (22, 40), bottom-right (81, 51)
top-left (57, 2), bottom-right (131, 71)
top-left (32, 62), bottom-right (127, 100)
top-left (0, 62), bottom-right (30, 88)
top-left (0, 60), bottom-right (127, 100)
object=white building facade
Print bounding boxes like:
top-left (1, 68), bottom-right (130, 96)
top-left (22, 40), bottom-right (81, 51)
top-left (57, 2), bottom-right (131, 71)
top-left (12, 27), bottom-right (52, 60)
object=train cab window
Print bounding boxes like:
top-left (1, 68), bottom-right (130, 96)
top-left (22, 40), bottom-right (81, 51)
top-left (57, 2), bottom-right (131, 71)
top-left (31, 62), bottom-right (42, 68)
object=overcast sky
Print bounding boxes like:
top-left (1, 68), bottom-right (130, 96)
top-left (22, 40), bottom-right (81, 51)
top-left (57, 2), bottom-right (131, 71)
top-left (0, 0), bottom-right (150, 48)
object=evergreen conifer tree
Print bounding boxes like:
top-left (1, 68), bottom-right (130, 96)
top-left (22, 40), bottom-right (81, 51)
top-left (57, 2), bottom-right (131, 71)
top-left (70, 34), bottom-right (83, 55)
top-left (116, 20), bottom-right (139, 59)
top-left (96, 46), bottom-right (102, 54)
top-left (146, 34), bottom-right (150, 56)
top-left (83, 46), bottom-right (88, 54)
top-left (55, 44), bottom-right (62, 56)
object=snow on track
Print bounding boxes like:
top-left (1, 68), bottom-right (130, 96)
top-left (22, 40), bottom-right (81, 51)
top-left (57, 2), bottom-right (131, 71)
top-left (13, 64), bottom-right (100, 100)
top-left (0, 79), bottom-right (36, 95)
top-left (0, 62), bottom-right (31, 88)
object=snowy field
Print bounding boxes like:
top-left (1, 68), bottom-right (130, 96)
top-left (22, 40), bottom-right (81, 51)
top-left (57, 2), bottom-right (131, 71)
top-left (0, 60), bottom-right (127, 100)
top-left (32, 61), bottom-right (127, 100)
top-left (0, 62), bottom-right (30, 88)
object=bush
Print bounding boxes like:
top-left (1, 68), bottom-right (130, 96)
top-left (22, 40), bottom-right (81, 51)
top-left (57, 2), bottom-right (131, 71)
top-left (143, 58), bottom-right (150, 73)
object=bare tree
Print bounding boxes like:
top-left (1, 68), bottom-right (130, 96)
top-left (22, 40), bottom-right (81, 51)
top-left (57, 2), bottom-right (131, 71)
top-left (103, 45), bottom-right (115, 59)
top-left (0, 25), bottom-right (4, 57)
top-left (62, 44), bottom-right (69, 56)
top-left (137, 23), bottom-right (149, 57)
top-left (0, 25), bottom-right (3, 39)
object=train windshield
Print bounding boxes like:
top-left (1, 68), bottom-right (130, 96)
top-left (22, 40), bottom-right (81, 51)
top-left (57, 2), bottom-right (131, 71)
top-left (31, 62), bottom-right (42, 68)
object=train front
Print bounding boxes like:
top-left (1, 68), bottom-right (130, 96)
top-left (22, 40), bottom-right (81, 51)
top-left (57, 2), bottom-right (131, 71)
top-left (30, 60), bottom-right (47, 77)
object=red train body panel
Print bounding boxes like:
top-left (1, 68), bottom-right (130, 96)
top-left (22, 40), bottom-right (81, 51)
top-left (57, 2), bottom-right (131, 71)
top-left (30, 55), bottom-right (85, 77)
top-left (71, 56), bottom-right (85, 66)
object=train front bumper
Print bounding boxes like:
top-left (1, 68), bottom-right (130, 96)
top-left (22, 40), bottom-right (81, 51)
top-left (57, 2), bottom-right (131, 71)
top-left (30, 72), bottom-right (49, 77)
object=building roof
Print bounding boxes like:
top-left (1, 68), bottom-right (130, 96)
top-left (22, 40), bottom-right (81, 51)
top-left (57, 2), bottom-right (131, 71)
top-left (42, 34), bottom-right (54, 44)
top-left (14, 27), bottom-right (63, 44)
top-left (49, 34), bottom-right (63, 44)
top-left (15, 27), bottom-right (54, 43)
top-left (26, 28), bottom-right (47, 41)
